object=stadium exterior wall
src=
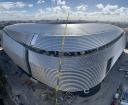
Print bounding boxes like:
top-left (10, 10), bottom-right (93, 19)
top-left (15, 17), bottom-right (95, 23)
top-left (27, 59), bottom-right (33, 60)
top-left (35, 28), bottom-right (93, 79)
top-left (2, 23), bottom-right (126, 96)
top-left (28, 32), bottom-right (126, 92)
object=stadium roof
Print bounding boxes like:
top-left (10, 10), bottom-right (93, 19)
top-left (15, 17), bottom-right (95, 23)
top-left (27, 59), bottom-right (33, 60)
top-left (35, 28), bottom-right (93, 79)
top-left (3, 23), bottom-right (124, 52)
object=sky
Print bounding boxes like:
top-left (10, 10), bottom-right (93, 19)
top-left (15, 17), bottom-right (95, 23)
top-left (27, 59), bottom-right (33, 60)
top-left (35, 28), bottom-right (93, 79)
top-left (0, 0), bottom-right (128, 22)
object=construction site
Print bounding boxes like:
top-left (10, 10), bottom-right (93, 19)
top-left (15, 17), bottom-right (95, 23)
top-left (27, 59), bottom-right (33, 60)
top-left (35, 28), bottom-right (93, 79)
top-left (0, 24), bottom-right (127, 105)
top-left (0, 0), bottom-right (128, 105)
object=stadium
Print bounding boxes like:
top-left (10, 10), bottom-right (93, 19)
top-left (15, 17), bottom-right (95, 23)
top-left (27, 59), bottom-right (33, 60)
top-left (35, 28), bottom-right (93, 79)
top-left (2, 23), bottom-right (126, 96)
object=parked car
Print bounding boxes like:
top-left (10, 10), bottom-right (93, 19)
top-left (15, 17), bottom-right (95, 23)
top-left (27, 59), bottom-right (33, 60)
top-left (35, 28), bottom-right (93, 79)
top-left (119, 83), bottom-right (128, 105)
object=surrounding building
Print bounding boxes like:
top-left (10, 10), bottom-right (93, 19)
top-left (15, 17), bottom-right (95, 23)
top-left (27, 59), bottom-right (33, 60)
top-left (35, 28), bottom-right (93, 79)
top-left (1, 23), bottom-right (126, 96)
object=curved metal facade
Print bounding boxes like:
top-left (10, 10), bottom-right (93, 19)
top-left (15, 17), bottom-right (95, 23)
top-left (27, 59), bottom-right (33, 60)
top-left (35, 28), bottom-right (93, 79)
top-left (2, 23), bottom-right (126, 93)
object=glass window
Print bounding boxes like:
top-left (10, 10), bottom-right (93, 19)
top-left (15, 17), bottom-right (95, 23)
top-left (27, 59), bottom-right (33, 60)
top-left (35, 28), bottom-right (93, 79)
top-left (80, 51), bottom-right (85, 55)
top-left (64, 52), bottom-right (70, 56)
top-left (106, 57), bottom-right (113, 73)
top-left (70, 52), bottom-right (75, 56)
top-left (54, 51), bottom-right (59, 57)
top-left (77, 52), bottom-right (81, 55)
top-left (49, 51), bottom-right (55, 56)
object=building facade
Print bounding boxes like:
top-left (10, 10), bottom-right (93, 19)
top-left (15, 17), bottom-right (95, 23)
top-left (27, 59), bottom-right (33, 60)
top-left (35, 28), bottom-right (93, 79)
top-left (2, 23), bottom-right (126, 96)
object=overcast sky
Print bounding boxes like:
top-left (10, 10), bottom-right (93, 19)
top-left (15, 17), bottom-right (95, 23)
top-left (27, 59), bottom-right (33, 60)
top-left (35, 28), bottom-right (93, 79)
top-left (0, 0), bottom-right (128, 22)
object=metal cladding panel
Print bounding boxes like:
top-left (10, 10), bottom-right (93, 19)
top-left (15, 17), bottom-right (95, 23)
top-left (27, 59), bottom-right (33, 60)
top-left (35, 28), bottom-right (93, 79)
top-left (29, 33), bottom-right (126, 92)
top-left (4, 23), bottom-right (122, 36)
top-left (110, 34), bottom-right (126, 68)
top-left (2, 23), bottom-right (126, 92)
top-left (4, 23), bottom-right (123, 51)
top-left (2, 33), bottom-right (29, 73)
top-left (34, 30), bottom-right (121, 52)
top-left (29, 51), bottom-right (106, 91)
top-left (3, 29), bottom-right (33, 45)
top-left (29, 54), bottom-right (59, 87)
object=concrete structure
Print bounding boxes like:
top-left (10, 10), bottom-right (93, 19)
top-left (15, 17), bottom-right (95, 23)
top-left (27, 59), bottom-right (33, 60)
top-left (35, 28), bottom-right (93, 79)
top-left (2, 23), bottom-right (126, 96)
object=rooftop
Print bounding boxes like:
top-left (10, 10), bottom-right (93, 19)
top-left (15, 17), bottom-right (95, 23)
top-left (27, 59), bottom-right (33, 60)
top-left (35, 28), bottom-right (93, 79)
top-left (3, 23), bottom-right (124, 52)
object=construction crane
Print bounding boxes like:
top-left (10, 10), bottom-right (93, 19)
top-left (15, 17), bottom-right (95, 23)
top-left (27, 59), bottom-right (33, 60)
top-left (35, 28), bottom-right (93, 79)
top-left (55, 12), bottom-right (70, 105)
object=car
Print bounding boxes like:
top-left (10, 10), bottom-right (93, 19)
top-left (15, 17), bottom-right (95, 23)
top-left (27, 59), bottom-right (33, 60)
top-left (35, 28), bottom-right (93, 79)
top-left (119, 83), bottom-right (128, 105)
top-left (111, 89), bottom-right (120, 105)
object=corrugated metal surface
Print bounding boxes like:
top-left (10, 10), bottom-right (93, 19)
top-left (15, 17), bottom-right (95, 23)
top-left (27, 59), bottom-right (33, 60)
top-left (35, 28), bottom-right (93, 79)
top-left (34, 30), bottom-right (121, 52)
top-left (4, 23), bottom-right (122, 36)
top-left (29, 34), bottom-right (126, 92)
top-left (2, 33), bottom-right (29, 73)
top-left (4, 23), bottom-right (123, 51)
top-left (2, 23), bottom-right (126, 92)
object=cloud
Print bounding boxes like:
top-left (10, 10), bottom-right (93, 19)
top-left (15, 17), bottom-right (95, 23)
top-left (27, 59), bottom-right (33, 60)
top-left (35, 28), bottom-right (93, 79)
top-left (114, 7), bottom-right (128, 15)
top-left (0, 1), bottom-right (33, 10)
top-left (28, 4), bottom-right (33, 7)
top-left (0, 10), bottom-right (30, 20)
top-left (96, 4), bottom-right (119, 15)
top-left (50, 0), bottom-right (70, 14)
top-left (37, 0), bottom-right (45, 4)
top-left (76, 5), bottom-right (88, 11)
top-left (85, 4), bottom-right (128, 22)
top-left (0, 2), bottom-right (128, 22)
top-left (61, 5), bottom-right (71, 12)
top-left (46, 0), bottom-right (70, 14)
top-left (57, 0), bottom-right (66, 5)
top-left (96, 3), bottom-right (104, 9)
top-left (46, 6), bottom-right (61, 13)
top-left (52, 0), bottom-right (66, 6)
top-left (34, 9), bottom-right (45, 19)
